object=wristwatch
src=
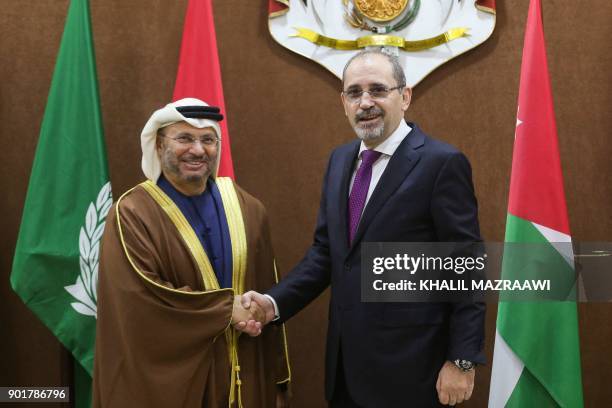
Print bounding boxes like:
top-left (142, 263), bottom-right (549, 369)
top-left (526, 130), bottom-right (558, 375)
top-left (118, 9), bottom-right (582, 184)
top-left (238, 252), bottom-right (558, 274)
top-left (453, 359), bottom-right (475, 372)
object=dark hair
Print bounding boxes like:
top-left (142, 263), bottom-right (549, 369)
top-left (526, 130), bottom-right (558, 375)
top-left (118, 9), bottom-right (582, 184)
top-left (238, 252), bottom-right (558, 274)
top-left (341, 49), bottom-right (406, 88)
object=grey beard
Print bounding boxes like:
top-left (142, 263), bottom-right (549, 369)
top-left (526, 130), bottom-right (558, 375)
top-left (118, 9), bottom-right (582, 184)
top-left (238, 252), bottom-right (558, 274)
top-left (161, 148), bottom-right (214, 183)
top-left (354, 122), bottom-right (385, 141)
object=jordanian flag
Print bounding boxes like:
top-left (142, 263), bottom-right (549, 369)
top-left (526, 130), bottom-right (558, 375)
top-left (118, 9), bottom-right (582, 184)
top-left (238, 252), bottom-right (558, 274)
top-left (11, 0), bottom-right (111, 406)
top-left (488, 0), bottom-right (584, 407)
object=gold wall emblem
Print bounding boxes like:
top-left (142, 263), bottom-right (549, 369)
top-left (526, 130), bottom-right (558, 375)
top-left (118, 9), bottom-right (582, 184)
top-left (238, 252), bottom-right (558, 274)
top-left (354, 0), bottom-right (409, 23)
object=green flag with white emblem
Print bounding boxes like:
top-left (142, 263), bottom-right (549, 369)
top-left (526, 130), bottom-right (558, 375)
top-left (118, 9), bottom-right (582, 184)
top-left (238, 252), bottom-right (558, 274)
top-left (11, 0), bottom-right (111, 406)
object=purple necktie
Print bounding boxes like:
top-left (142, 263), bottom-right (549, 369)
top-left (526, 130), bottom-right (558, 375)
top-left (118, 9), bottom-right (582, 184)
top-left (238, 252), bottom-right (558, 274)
top-left (348, 149), bottom-right (382, 244)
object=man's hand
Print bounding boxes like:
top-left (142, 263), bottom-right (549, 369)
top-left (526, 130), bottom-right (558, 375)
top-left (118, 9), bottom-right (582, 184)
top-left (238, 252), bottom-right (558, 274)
top-left (436, 361), bottom-right (475, 406)
top-left (241, 290), bottom-right (276, 325)
top-left (232, 295), bottom-right (263, 336)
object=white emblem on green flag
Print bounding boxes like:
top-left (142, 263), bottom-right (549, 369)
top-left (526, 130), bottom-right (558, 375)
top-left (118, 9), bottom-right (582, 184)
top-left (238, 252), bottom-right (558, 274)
top-left (11, 0), bottom-right (109, 406)
top-left (65, 181), bottom-right (113, 317)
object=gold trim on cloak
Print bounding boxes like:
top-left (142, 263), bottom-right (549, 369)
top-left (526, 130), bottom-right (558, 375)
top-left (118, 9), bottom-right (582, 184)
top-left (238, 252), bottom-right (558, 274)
top-left (115, 185), bottom-right (235, 355)
top-left (116, 185), bottom-right (230, 296)
top-left (130, 179), bottom-right (250, 407)
top-left (216, 177), bottom-right (249, 407)
top-left (274, 259), bottom-right (292, 385)
top-left (140, 180), bottom-right (221, 291)
top-left (217, 178), bottom-right (248, 294)
top-left (119, 179), bottom-right (288, 406)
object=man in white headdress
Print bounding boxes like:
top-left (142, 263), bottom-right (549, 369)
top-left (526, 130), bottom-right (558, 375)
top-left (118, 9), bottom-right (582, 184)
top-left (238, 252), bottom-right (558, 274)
top-left (93, 98), bottom-right (290, 408)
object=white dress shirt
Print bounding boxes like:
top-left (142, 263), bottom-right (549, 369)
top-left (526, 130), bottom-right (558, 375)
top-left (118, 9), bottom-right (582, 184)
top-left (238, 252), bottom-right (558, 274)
top-left (349, 119), bottom-right (412, 218)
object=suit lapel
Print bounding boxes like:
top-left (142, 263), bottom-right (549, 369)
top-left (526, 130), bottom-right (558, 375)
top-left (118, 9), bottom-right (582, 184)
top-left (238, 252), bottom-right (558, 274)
top-left (348, 127), bottom-right (424, 254)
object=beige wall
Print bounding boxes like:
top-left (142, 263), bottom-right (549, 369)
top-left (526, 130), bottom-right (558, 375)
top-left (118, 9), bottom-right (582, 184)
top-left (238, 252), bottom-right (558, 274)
top-left (1, 0), bottom-right (610, 406)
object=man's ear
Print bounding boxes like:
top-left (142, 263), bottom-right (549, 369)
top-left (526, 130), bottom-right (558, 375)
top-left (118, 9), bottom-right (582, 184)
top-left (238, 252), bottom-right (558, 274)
top-left (155, 134), bottom-right (163, 156)
top-left (401, 87), bottom-right (412, 112)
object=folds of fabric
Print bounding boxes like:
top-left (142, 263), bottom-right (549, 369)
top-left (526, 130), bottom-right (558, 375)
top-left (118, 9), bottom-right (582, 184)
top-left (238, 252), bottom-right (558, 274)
top-left (93, 181), bottom-right (290, 407)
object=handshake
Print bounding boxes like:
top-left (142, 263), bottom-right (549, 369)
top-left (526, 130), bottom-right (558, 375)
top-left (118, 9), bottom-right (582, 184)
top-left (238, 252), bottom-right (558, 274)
top-left (231, 291), bottom-right (276, 336)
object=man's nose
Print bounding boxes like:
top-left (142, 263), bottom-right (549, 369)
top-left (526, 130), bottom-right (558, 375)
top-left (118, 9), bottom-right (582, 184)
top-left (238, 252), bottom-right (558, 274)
top-left (188, 140), bottom-right (207, 155)
top-left (358, 92), bottom-right (375, 109)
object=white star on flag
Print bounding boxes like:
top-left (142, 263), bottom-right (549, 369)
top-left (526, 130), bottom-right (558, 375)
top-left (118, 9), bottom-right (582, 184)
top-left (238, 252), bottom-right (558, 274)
top-left (515, 105), bottom-right (523, 139)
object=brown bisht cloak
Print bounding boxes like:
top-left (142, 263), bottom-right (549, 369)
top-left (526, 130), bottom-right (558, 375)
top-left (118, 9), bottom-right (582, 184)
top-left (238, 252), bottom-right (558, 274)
top-left (93, 178), bottom-right (290, 407)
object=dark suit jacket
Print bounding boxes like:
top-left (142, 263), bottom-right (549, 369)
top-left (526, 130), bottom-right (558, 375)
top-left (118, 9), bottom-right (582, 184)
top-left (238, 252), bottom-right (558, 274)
top-left (268, 123), bottom-right (485, 407)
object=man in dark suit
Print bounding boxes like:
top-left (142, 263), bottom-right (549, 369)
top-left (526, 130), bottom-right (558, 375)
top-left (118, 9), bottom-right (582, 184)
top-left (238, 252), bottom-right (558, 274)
top-left (241, 50), bottom-right (485, 407)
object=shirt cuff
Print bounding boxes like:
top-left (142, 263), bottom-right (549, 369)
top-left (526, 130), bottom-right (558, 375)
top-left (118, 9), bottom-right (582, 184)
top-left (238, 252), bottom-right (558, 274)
top-left (263, 294), bottom-right (280, 321)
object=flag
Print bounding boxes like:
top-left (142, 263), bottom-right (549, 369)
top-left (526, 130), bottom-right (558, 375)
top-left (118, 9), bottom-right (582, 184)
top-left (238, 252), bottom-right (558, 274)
top-left (488, 0), bottom-right (584, 406)
top-left (173, 0), bottom-right (235, 178)
top-left (268, 0), bottom-right (289, 17)
top-left (11, 0), bottom-right (111, 406)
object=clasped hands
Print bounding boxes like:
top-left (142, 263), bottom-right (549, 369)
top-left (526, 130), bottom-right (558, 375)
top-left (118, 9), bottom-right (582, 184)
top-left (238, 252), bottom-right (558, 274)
top-left (232, 294), bottom-right (474, 405)
top-left (231, 291), bottom-right (275, 336)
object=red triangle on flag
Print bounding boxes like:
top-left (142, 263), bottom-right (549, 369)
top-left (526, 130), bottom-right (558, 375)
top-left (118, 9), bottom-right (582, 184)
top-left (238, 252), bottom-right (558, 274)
top-left (508, 0), bottom-right (570, 235)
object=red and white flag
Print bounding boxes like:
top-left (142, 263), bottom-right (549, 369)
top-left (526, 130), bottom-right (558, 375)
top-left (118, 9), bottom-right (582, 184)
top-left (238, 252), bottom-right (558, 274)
top-left (174, 0), bottom-right (234, 179)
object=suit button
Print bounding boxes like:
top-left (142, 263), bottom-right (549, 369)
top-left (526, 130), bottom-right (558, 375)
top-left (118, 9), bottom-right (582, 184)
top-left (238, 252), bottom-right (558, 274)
top-left (344, 263), bottom-right (350, 272)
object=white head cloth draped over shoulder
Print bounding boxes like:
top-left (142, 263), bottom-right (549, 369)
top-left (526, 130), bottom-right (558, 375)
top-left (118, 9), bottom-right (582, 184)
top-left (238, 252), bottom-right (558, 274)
top-left (140, 97), bottom-right (223, 182)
